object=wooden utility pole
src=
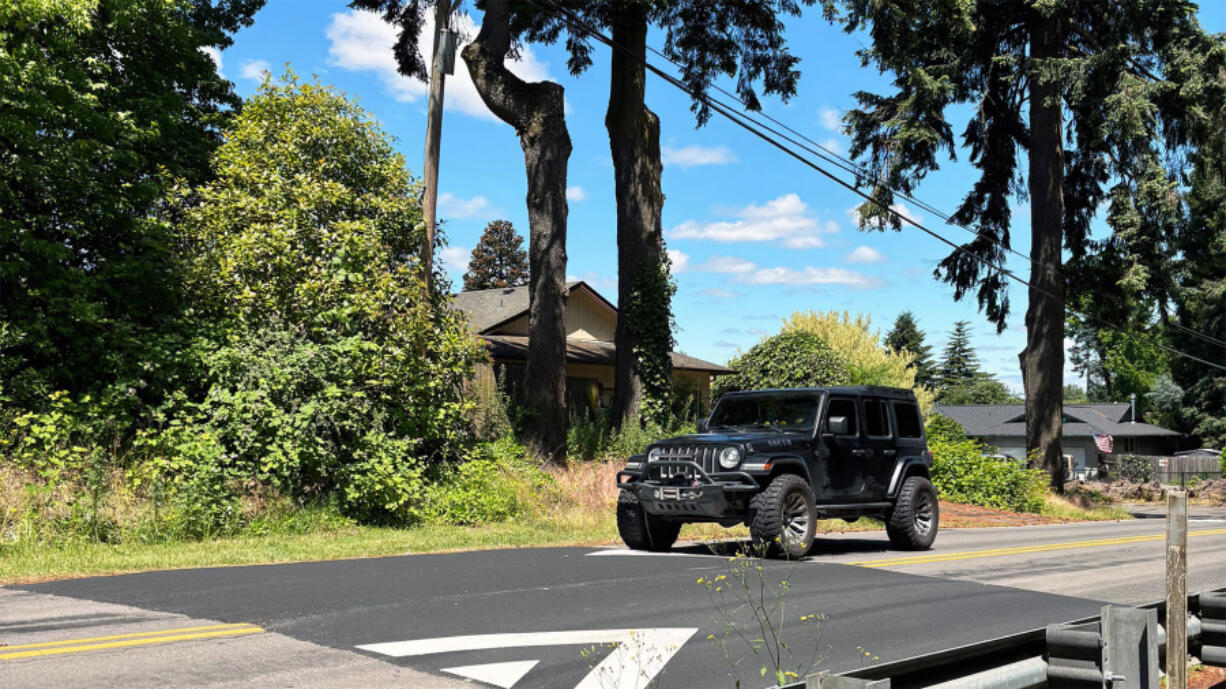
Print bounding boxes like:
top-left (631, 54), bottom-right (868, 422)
top-left (421, 0), bottom-right (455, 296)
top-left (1167, 489), bottom-right (1188, 689)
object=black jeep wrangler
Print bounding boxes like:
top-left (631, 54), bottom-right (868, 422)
top-left (616, 386), bottom-right (938, 558)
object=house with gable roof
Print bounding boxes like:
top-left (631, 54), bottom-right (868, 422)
top-left (453, 281), bottom-right (733, 414)
top-left (934, 402), bottom-right (1184, 477)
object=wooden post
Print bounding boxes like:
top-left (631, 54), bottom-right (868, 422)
top-left (1167, 490), bottom-right (1188, 689)
top-left (420, 0), bottom-right (454, 297)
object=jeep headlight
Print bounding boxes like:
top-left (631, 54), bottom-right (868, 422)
top-left (647, 447), bottom-right (664, 462)
top-left (718, 446), bottom-right (742, 469)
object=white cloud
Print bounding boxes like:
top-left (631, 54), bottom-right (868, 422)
top-left (740, 266), bottom-right (885, 290)
top-left (326, 11), bottom-right (552, 122)
top-left (200, 46), bottom-right (223, 77)
top-left (661, 145), bottom-right (737, 168)
top-left (440, 245), bottom-right (470, 275)
top-left (667, 249), bottom-right (689, 274)
top-left (239, 59), bottom-right (271, 82)
top-left (819, 106), bottom-right (841, 132)
top-left (693, 254), bottom-right (883, 290)
top-left (697, 256), bottom-right (757, 274)
top-left (565, 271), bottom-right (617, 293)
top-left (699, 288), bottom-right (740, 299)
top-left (669, 194), bottom-right (838, 248)
top-left (566, 186), bottom-right (586, 202)
top-left (847, 201), bottom-right (924, 229)
top-left (438, 192), bottom-right (495, 219)
top-left (844, 245), bottom-right (887, 264)
top-left (820, 137), bottom-right (844, 155)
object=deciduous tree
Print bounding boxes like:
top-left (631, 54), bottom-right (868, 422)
top-left (0, 0), bottom-right (261, 409)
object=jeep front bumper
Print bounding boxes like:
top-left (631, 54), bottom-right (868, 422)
top-left (617, 460), bottom-right (760, 519)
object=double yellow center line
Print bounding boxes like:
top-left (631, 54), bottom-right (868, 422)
top-left (0, 622), bottom-right (264, 661)
top-left (847, 527), bottom-right (1226, 568)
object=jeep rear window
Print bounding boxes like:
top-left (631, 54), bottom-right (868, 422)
top-left (864, 400), bottom-right (891, 437)
top-left (893, 402), bottom-right (922, 438)
top-left (708, 392), bottom-right (822, 432)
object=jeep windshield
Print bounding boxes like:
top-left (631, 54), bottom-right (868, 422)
top-left (707, 391), bottom-right (824, 433)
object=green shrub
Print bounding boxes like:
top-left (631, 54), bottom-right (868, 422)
top-left (924, 414), bottom-right (968, 443)
top-left (568, 413), bottom-right (697, 460)
top-left (1117, 454), bottom-right (1154, 482)
top-left (713, 331), bottom-right (850, 398)
top-left (419, 438), bottom-right (546, 526)
top-left (929, 437), bottom-right (1047, 513)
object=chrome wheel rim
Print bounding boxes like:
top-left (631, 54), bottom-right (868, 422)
top-left (782, 491), bottom-right (811, 547)
top-left (914, 491), bottom-right (935, 536)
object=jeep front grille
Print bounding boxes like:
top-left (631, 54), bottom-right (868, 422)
top-left (649, 445), bottom-right (719, 478)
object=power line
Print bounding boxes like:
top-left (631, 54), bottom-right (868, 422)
top-left (532, 0), bottom-right (1226, 372)
top-left (635, 42), bottom-right (1226, 353)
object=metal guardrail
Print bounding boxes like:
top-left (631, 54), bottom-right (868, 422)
top-left (782, 587), bottom-right (1226, 689)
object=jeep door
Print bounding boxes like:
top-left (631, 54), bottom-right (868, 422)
top-left (859, 398), bottom-right (897, 500)
top-left (822, 396), bottom-right (866, 499)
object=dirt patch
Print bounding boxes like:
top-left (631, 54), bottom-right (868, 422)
top-left (1187, 664), bottom-right (1226, 689)
top-left (1079, 479), bottom-right (1166, 502)
top-left (939, 501), bottom-right (1065, 528)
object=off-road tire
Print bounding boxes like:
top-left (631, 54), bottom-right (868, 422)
top-left (617, 489), bottom-right (681, 552)
top-left (886, 476), bottom-right (939, 550)
top-left (748, 474), bottom-right (816, 559)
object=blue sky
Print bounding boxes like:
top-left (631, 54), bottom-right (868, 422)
top-left (213, 1), bottom-right (1226, 393)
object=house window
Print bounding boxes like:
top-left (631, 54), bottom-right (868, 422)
top-left (864, 400), bottom-right (891, 437)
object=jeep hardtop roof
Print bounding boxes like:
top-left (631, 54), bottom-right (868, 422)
top-left (720, 385), bottom-right (918, 400)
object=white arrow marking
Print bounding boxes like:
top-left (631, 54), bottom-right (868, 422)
top-left (442, 660), bottom-right (538, 688)
top-left (357, 628), bottom-right (698, 689)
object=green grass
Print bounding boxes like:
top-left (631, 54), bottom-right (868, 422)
top-left (1039, 493), bottom-right (1132, 521)
top-left (0, 518), bottom-right (622, 585)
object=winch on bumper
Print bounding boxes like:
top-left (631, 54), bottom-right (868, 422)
top-left (617, 460), bottom-right (759, 519)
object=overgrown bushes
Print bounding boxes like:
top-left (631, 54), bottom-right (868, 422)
top-left (568, 413), bottom-right (697, 460)
top-left (713, 331), bottom-right (850, 397)
top-left (1116, 454), bottom-right (1154, 483)
top-left (928, 437), bottom-right (1048, 513)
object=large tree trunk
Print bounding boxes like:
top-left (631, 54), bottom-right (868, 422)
top-left (606, 3), bottom-right (672, 428)
top-left (1021, 12), bottom-right (1066, 492)
top-left (463, 0), bottom-right (570, 465)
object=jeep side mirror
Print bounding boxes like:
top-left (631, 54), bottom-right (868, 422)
top-left (696, 419), bottom-right (708, 433)
top-left (826, 416), bottom-right (849, 436)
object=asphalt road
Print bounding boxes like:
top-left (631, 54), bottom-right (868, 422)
top-left (6, 510), bottom-right (1226, 689)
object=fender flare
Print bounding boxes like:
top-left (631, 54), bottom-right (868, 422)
top-left (759, 455), bottom-right (813, 485)
top-left (887, 458), bottom-right (931, 498)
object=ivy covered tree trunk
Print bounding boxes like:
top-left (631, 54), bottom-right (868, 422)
top-left (462, 0), bottom-right (570, 465)
top-left (606, 3), bottom-right (674, 428)
top-left (1020, 12), bottom-right (1065, 492)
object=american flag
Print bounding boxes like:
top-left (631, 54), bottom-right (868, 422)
top-left (1094, 433), bottom-right (1114, 454)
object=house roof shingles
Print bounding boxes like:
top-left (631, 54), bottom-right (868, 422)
top-left (481, 335), bottom-right (734, 374)
top-left (452, 282), bottom-right (732, 375)
top-left (934, 402), bottom-right (1181, 439)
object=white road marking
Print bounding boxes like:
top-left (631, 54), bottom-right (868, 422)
top-left (357, 628), bottom-right (698, 689)
top-left (441, 660), bottom-right (538, 688)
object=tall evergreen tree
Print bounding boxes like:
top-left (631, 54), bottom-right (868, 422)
top-left (936, 321), bottom-right (982, 392)
top-left (822, 0), bottom-right (1222, 490)
top-left (462, 220), bottom-right (529, 291)
top-left (884, 311), bottom-right (935, 388)
top-left (513, 0), bottom-right (815, 428)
